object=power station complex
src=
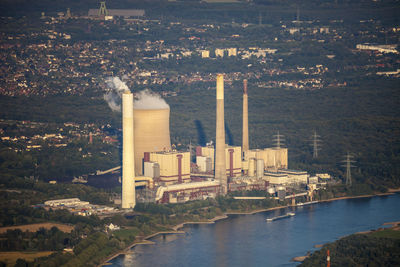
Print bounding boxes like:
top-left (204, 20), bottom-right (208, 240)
top-left (121, 75), bottom-right (310, 209)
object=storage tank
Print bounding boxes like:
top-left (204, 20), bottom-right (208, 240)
top-left (134, 108), bottom-right (171, 175)
top-left (267, 187), bottom-right (276, 195)
top-left (197, 156), bottom-right (213, 172)
top-left (197, 156), bottom-right (208, 172)
top-left (143, 161), bottom-right (160, 179)
top-left (248, 158), bottom-right (256, 177)
top-left (256, 158), bottom-right (264, 178)
top-left (277, 186), bottom-right (285, 191)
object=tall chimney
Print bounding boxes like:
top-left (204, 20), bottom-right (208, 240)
top-left (215, 74), bottom-right (227, 194)
top-left (242, 79), bottom-right (249, 154)
top-left (121, 91), bottom-right (136, 209)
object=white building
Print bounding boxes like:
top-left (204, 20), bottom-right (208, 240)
top-left (356, 44), bottom-right (398, 54)
top-left (44, 198), bottom-right (89, 207)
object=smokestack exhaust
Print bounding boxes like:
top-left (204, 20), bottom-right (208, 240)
top-left (122, 91), bottom-right (136, 209)
top-left (215, 74), bottom-right (227, 194)
top-left (242, 79), bottom-right (249, 155)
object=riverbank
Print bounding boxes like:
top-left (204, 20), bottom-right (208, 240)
top-left (318, 190), bottom-right (399, 204)
top-left (292, 213), bottom-right (400, 263)
top-left (298, 219), bottom-right (400, 266)
top-left (100, 190), bottom-right (400, 266)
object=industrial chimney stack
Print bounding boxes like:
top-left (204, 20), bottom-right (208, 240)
top-left (242, 79), bottom-right (249, 154)
top-left (122, 91), bottom-right (136, 209)
top-left (215, 74), bottom-right (227, 194)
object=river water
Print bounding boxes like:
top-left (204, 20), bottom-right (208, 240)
top-left (109, 193), bottom-right (400, 267)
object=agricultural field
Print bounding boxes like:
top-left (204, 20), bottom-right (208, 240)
top-left (0, 222), bottom-right (74, 234)
top-left (0, 251), bottom-right (54, 266)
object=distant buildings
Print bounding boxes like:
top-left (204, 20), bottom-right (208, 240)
top-left (356, 44), bottom-right (398, 54)
top-left (88, 9), bottom-right (145, 18)
top-left (43, 198), bottom-right (116, 216)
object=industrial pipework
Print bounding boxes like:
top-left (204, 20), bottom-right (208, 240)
top-left (215, 74), bottom-right (227, 194)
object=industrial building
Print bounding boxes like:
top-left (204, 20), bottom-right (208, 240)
top-left (196, 145), bottom-right (242, 177)
top-left (147, 151), bottom-right (191, 185)
top-left (244, 147), bottom-right (288, 171)
top-left (155, 181), bottom-right (220, 203)
top-left (264, 170), bottom-right (308, 185)
top-left (43, 198), bottom-right (116, 216)
top-left (117, 74), bottom-right (315, 207)
top-left (44, 198), bottom-right (89, 207)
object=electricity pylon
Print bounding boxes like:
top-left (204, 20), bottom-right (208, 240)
top-left (311, 130), bottom-right (322, 159)
top-left (341, 152), bottom-right (356, 186)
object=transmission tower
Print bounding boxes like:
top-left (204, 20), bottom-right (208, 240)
top-left (66, 8), bottom-right (71, 18)
top-left (341, 152), bottom-right (356, 186)
top-left (258, 12), bottom-right (262, 25)
top-left (311, 130), bottom-right (322, 159)
top-left (98, 1), bottom-right (108, 16)
top-left (273, 131), bottom-right (285, 148)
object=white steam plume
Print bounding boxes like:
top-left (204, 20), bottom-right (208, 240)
top-left (104, 77), bottom-right (169, 111)
top-left (103, 77), bottom-right (129, 112)
top-left (134, 89), bottom-right (169, 110)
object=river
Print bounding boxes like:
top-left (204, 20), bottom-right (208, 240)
top-left (108, 193), bottom-right (400, 267)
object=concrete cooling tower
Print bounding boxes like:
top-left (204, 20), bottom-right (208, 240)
top-left (134, 108), bottom-right (171, 175)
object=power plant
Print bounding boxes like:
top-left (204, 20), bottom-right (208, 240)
top-left (119, 74), bottom-right (316, 207)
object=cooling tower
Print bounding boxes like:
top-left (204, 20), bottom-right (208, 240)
top-left (134, 108), bottom-right (171, 175)
top-left (215, 74), bottom-right (227, 194)
top-left (122, 91), bottom-right (136, 209)
top-left (242, 79), bottom-right (249, 154)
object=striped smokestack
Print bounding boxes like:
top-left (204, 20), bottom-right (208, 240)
top-left (122, 91), bottom-right (136, 209)
top-left (242, 79), bottom-right (249, 154)
top-left (215, 74), bottom-right (227, 194)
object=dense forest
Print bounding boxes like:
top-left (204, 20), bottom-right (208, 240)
top-left (300, 228), bottom-right (400, 266)
top-left (1, 76), bottom-right (399, 188)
